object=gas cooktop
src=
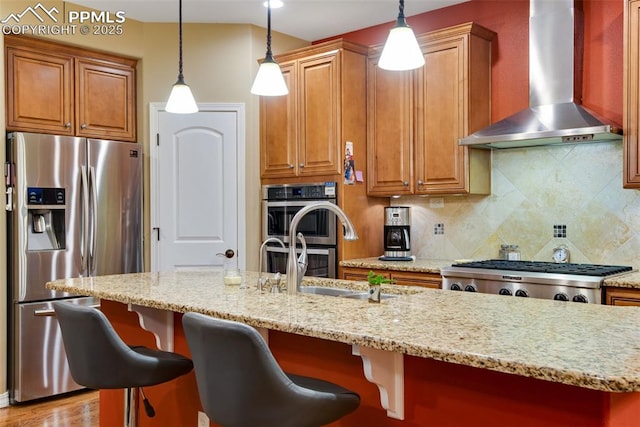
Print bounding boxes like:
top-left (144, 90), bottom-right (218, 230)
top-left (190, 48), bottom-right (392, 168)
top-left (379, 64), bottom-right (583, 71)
top-left (441, 260), bottom-right (634, 304)
top-left (450, 260), bottom-right (633, 277)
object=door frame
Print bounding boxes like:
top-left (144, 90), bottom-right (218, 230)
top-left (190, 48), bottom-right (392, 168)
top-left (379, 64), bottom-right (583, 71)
top-left (149, 102), bottom-right (246, 272)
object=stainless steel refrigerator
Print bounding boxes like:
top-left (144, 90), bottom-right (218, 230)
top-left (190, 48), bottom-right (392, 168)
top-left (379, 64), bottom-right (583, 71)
top-left (5, 132), bottom-right (143, 403)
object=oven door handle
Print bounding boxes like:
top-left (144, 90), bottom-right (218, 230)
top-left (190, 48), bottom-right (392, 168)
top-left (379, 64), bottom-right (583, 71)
top-left (263, 200), bottom-right (336, 208)
top-left (265, 246), bottom-right (332, 255)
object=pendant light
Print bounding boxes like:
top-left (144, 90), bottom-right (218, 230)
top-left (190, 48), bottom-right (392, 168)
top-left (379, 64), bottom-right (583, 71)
top-left (251, 0), bottom-right (288, 96)
top-left (378, 0), bottom-right (425, 71)
top-left (166, 0), bottom-right (198, 113)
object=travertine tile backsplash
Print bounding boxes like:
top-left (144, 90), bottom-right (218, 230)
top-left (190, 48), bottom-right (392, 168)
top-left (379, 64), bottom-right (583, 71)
top-left (394, 142), bottom-right (640, 268)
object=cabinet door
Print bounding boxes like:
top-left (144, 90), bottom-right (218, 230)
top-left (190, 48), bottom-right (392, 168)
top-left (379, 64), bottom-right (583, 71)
top-left (260, 61), bottom-right (298, 179)
top-left (6, 47), bottom-right (74, 135)
top-left (415, 37), bottom-right (467, 194)
top-left (604, 287), bottom-right (640, 306)
top-left (366, 56), bottom-right (414, 196)
top-left (390, 271), bottom-right (441, 289)
top-left (297, 52), bottom-right (341, 176)
top-left (342, 267), bottom-right (388, 282)
top-left (624, 0), bottom-right (640, 187)
top-left (75, 58), bottom-right (136, 141)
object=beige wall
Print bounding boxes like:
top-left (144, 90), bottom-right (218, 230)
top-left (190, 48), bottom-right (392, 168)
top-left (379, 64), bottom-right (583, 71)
top-left (0, 0), bottom-right (307, 402)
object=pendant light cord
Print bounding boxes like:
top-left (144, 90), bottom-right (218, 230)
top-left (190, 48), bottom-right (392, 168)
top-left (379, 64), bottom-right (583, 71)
top-left (265, 0), bottom-right (274, 61)
top-left (177, 0), bottom-right (184, 80)
top-left (397, 0), bottom-right (407, 24)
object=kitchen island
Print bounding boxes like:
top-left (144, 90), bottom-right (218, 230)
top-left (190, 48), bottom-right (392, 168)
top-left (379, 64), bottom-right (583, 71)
top-left (47, 271), bottom-right (640, 426)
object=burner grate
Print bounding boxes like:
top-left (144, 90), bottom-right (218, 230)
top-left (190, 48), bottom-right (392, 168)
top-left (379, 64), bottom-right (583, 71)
top-left (452, 260), bottom-right (633, 277)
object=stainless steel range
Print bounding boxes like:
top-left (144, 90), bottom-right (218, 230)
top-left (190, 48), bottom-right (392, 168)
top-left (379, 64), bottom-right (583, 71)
top-left (441, 260), bottom-right (634, 304)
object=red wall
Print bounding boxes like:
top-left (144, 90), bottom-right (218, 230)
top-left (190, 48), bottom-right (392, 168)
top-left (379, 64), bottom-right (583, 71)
top-left (315, 0), bottom-right (623, 127)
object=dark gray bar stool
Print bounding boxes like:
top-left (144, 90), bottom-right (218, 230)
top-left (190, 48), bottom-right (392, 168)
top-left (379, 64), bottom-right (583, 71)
top-left (53, 301), bottom-right (193, 427)
top-left (183, 312), bottom-right (361, 427)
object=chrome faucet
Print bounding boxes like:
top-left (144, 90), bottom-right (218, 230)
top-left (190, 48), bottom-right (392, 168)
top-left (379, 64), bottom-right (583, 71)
top-left (258, 237), bottom-right (286, 291)
top-left (286, 202), bottom-right (358, 294)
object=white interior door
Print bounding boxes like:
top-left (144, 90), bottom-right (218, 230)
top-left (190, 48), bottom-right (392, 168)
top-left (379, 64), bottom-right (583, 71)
top-left (150, 103), bottom-right (245, 272)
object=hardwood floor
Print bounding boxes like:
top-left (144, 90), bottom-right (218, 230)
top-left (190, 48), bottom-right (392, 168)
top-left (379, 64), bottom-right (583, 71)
top-left (0, 390), bottom-right (99, 427)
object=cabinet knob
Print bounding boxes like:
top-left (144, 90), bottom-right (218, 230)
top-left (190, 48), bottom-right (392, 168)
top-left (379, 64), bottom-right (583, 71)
top-left (402, 181), bottom-right (409, 186)
top-left (64, 122), bottom-right (71, 128)
top-left (288, 164), bottom-right (294, 169)
top-left (299, 163), bottom-right (305, 168)
top-left (417, 180), bottom-right (424, 185)
top-left (81, 123), bottom-right (88, 129)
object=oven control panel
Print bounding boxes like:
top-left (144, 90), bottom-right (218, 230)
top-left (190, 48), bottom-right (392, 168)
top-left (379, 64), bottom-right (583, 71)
top-left (263, 182), bottom-right (336, 200)
top-left (442, 277), bottom-right (600, 304)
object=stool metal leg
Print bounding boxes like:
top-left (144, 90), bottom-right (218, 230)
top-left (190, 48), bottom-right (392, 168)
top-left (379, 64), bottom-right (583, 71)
top-left (124, 387), bottom-right (139, 427)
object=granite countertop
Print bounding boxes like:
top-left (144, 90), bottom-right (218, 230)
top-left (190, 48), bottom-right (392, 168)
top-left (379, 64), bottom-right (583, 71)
top-left (47, 270), bottom-right (640, 393)
top-left (603, 271), bottom-right (640, 289)
top-left (341, 257), bottom-right (640, 289)
top-left (340, 257), bottom-right (452, 274)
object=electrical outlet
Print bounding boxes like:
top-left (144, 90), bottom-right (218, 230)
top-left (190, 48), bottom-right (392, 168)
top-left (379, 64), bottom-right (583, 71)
top-left (198, 411), bottom-right (209, 427)
top-left (429, 197), bottom-right (444, 208)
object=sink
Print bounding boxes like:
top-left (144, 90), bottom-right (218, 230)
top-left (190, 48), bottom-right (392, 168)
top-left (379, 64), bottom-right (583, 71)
top-left (299, 286), bottom-right (398, 300)
top-left (342, 292), bottom-right (397, 300)
top-left (299, 286), bottom-right (359, 297)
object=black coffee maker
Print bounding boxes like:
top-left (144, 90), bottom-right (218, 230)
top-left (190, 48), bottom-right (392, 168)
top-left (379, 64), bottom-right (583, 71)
top-left (381, 207), bottom-right (412, 260)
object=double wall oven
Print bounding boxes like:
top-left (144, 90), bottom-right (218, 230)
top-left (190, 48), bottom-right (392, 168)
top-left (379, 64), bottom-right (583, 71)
top-left (262, 183), bottom-right (338, 278)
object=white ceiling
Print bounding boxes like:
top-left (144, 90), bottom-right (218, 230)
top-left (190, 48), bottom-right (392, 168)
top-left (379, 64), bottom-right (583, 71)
top-left (69, 0), bottom-right (469, 41)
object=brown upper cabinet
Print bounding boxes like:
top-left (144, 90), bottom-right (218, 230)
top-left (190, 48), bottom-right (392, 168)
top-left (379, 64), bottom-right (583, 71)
top-left (624, 0), bottom-right (640, 187)
top-left (260, 40), bottom-right (368, 179)
top-left (5, 35), bottom-right (137, 142)
top-left (367, 23), bottom-right (495, 196)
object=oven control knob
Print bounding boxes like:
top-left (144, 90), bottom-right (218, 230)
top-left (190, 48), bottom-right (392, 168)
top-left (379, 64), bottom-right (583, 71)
top-left (464, 285), bottom-right (477, 292)
top-left (450, 283), bottom-right (462, 291)
top-left (572, 294), bottom-right (589, 303)
top-left (515, 289), bottom-right (528, 297)
top-left (553, 293), bottom-right (569, 301)
top-left (498, 288), bottom-right (512, 296)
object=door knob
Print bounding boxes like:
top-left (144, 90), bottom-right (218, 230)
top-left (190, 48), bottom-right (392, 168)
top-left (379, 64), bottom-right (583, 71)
top-left (216, 249), bottom-right (235, 258)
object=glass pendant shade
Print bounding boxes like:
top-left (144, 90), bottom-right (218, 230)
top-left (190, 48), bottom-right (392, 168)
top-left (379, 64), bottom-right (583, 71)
top-left (251, 0), bottom-right (288, 96)
top-left (251, 57), bottom-right (288, 96)
top-left (166, 0), bottom-right (198, 113)
top-left (378, 1), bottom-right (425, 71)
top-left (166, 77), bottom-right (198, 113)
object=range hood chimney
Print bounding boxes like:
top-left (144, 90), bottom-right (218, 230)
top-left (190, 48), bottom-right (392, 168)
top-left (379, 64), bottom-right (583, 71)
top-left (459, 0), bottom-right (622, 149)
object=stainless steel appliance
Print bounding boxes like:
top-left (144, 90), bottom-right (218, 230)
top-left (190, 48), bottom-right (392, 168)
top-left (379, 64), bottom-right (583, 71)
top-left (382, 206), bottom-right (411, 259)
top-left (6, 132), bottom-right (143, 403)
top-left (459, 0), bottom-right (622, 149)
top-left (262, 183), bottom-right (337, 278)
top-left (441, 260), bottom-right (633, 304)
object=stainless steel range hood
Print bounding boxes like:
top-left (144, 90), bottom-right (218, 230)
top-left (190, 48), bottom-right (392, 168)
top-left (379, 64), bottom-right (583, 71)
top-left (459, 0), bottom-right (622, 149)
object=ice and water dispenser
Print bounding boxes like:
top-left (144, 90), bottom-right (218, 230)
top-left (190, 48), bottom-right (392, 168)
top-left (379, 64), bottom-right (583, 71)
top-left (26, 187), bottom-right (66, 251)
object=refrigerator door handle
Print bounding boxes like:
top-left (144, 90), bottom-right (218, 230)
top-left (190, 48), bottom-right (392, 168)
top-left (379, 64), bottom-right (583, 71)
top-left (89, 166), bottom-right (98, 274)
top-left (80, 166), bottom-right (90, 273)
top-left (34, 304), bottom-right (101, 316)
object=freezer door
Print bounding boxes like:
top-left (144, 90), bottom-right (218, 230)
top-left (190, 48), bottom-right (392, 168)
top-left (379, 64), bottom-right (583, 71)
top-left (87, 139), bottom-right (142, 275)
top-left (9, 297), bottom-right (99, 403)
top-left (7, 132), bottom-right (86, 302)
